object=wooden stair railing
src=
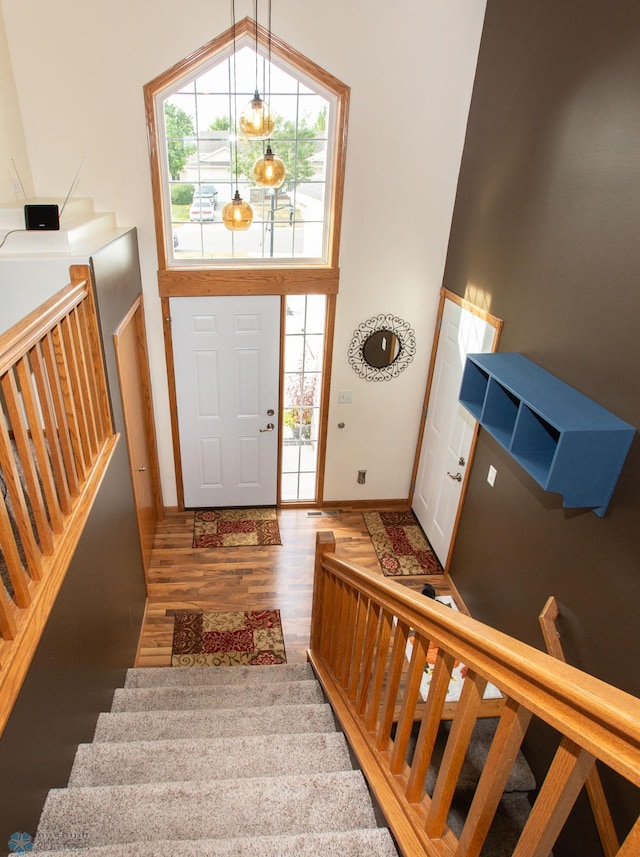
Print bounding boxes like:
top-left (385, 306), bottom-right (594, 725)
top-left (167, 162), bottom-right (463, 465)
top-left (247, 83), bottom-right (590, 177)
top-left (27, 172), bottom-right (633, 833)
top-left (0, 265), bottom-right (117, 736)
top-left (309, 531), bottom-right (640, 857)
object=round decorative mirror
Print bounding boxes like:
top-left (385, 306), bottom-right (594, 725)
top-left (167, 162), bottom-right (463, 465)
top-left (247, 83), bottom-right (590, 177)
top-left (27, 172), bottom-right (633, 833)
top-left (362, 329), bottom-right (401, 368)
top-left (348, 314), bottom-right (416, 381)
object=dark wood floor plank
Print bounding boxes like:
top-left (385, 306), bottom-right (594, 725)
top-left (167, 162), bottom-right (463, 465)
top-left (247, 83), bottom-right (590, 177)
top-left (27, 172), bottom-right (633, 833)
top-left (136, 508), bottom-right (455, 666)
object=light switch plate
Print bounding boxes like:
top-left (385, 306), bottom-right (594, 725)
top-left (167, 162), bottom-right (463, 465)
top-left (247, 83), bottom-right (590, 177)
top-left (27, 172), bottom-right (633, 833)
top-left (487, 465), bottom-right (497, 487)
top-left (338, 390), bottom-right (353, 403)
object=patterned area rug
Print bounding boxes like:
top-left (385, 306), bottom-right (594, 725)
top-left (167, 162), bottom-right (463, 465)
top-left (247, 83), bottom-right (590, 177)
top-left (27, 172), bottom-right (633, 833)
top-left (192, 507), bottom-right (282, 548)
top-left (170, 609), bottom-right (287, 666)
top-left (363, 510), bottom-right (444, 576)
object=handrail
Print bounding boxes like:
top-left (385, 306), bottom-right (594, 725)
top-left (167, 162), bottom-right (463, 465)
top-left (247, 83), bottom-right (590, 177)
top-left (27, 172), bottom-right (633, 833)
top-left (309, 531), bottom-right (640, 857)
top-left (0, 266), bottom-right (117, 736)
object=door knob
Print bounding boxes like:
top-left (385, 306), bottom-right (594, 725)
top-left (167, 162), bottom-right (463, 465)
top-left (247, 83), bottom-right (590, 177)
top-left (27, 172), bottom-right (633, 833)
top-left (267, 409), bottom-right (275, 416)
top-left (447, 471), bottom-right (462, 482)
top-left (259, 423), bottom-right (275, 432)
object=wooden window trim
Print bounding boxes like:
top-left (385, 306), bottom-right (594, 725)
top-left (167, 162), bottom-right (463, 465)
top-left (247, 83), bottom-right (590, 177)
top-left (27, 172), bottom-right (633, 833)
top-left (144, 16), bottom-right (350, 289)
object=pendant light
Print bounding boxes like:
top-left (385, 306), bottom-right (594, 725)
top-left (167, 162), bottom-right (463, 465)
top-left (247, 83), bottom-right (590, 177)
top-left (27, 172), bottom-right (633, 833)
top-left (253, 143), bottom-right (285, 188)
top-left (239, 1), bottom-right (275, 139)
top-left (222, 0), bottom-right (253, 231)
top-left (222, 189), bottom-right (253, 230)
top-left (252, 1), bottom-right (286, 189)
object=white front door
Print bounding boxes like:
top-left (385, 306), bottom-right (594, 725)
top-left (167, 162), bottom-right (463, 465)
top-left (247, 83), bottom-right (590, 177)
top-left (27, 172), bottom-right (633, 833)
top-left (413, 296), bottom-right (502, 567)
top-left (170, 295), bottom-right (280, 507)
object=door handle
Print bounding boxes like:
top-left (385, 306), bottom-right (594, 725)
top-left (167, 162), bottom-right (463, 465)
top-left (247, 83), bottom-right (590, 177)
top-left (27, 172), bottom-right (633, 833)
top-left (447, 471), bottom-right (462, 482)
top-left (259, 423), bottom-right (275, 432)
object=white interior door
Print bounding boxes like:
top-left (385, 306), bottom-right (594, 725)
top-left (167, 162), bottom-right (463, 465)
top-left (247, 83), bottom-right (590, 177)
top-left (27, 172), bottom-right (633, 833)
top-left (413, 296), bottom-right (502, 567)
top-left (170, 295), bottom-right (280, 507)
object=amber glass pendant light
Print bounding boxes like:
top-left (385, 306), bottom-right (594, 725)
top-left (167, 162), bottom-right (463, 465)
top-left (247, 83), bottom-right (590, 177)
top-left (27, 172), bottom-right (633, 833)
top-left (239, 0), bottom-right (274, 140)
top-left (251, 3), bottom-right (285, 188)
top-left (253, 144), bottom-right (285, 189)
top-left (239, 91), bottom-right (275, 140)
top-left (223, 0), bottom-right (253, 232)
top-left (222, 189), bottom-right (254, 230)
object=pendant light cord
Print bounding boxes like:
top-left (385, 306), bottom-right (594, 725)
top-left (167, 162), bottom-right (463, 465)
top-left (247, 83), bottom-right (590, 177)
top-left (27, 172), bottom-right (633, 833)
top-left (231, 0), bottom-right (239, 193)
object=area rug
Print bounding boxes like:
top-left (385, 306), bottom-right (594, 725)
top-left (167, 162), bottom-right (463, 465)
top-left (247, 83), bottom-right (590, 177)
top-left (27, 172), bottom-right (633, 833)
top-left (170, 609), bottom-right (287, 666)
top-left (192, 507), bottom-right (282, 548)
top-left (363, 510), bottom-right (443, 576)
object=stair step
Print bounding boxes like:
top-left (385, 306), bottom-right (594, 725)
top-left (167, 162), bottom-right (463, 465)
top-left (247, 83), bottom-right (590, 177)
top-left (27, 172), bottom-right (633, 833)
top-left (124, 662), bottom-right (315, 688)
top-left (93, 703), bottom-right (337, 743)
top-left (35, 771), bottom-right (378, 850)
top-left (68, 732), bottom-right (353, 787)
top-left (110, 679), bottom-right (324, 712)
top-left (31, 828), bottom-right (399, 857)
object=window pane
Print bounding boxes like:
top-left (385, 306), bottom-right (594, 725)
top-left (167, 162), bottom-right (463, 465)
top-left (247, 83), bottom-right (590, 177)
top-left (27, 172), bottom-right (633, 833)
top-left (160, 43), bottom-right (334, 265)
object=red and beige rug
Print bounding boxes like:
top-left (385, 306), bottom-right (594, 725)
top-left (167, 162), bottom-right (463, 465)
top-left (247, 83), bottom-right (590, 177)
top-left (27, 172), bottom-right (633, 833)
top-left (192, 507), bottom-right (282, 548)
top-left (170, 609), bottom-right (287, 666)
top-left (363, 510), bottom-right (444, 576)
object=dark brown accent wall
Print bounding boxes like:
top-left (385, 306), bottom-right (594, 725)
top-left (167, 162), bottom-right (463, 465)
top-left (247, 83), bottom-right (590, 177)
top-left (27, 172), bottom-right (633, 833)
top-left (444, 2), bottom-right (640, 853)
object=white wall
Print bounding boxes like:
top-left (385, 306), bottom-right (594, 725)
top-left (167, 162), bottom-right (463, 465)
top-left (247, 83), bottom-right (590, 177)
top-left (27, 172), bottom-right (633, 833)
top-left (1, 0), bottom-right (486, 505)
top-left (0, 7), bottom-right (32, 203)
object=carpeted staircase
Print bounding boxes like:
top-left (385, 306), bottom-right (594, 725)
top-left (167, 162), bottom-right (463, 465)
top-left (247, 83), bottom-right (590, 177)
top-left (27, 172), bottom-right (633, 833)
top-left (32, 663), bottom-right (399, 856)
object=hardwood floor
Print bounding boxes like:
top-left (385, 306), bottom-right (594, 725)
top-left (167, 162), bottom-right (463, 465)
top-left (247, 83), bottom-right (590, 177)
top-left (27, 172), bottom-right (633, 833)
top-left (135, 507), bottom-right (456, 667)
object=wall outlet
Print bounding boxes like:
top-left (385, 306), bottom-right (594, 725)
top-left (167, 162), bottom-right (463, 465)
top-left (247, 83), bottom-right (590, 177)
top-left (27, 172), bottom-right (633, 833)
top-left (487, 465), bottom-right (497, 487)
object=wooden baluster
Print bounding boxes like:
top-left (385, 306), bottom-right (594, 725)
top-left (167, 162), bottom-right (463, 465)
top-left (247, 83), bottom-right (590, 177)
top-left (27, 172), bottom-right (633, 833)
top-left (0, 396), bottom-right (41, 580)
top-left (511, 737), bottom-right (594, 857)
top-left (59, 313), bottom-right (91, 472)
top-left (337, 584), bottom-right (358, 686)
top-left (347, 593), bottom-right (368, 703)
top-left (67, 305), bottom-right (99, 457)
top-left (29, 342), bottom-right (72, 516)
top-left (331, 578), bottom-right (348, 675)
top-left (406, 648), bottom-right (456, 803)
top-left (3, 363), bottom-right (53, 555)
top-left (69, 265), bottom-right (112, 437)
top-left (16, 352), bottom-right (63, 534)
top-left (365, 607), bottom-right (393, 732)
top-left (310, 531), bottom-right (334, 656)
top-left (47, 323), bottom-right (86, 485)
top-left (456, 698), bottom-right (533, 857)
top-left (0, 578), bottom-right (17, 640)
top-left (356, 600), bottom-right (381, 716)
top-left (390, 631), bottom-right (428, 775)
top-left (40, 331), bottom-right (80, 497)
top-left (0, 493), bottom-right (31, 607)
top-left (377, 617), bottom-right (410, 751)
top-left (539, 596), bottom-right (620, 857)
top-left (426, 669), bottom-right (487, 837)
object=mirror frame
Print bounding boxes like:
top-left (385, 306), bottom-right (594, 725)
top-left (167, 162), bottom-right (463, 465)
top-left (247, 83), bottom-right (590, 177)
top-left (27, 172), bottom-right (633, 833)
top-left (347, 313), bottom-right (416, 381)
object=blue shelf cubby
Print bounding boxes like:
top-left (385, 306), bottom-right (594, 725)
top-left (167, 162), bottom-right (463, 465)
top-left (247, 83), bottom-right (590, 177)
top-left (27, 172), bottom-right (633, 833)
top-left (459, 352), bottom-right (636, 516)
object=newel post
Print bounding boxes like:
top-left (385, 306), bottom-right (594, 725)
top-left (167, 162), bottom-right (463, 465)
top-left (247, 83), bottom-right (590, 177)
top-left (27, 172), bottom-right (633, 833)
top-left (310, 530), bottom-right (336, 654)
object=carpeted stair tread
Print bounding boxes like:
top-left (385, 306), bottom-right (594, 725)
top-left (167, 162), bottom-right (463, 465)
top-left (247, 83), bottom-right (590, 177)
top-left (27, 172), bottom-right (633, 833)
top-left (31, 828), bottom-right (399, 857)
top-left (110, 679), bottom-right (324, 712)
top-left (34, 771), bottom-right (378, 850)
top-left (93, 703), bottom-right (337, 743)
top-left (68, 732), bottom-right (353, 787)
top-left (124, 662), bottom-right (315, 688)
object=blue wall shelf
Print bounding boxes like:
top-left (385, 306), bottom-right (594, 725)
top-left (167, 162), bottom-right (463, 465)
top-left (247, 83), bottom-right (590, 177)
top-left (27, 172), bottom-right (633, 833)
top-left (459, 353), bottom-right (636, 516)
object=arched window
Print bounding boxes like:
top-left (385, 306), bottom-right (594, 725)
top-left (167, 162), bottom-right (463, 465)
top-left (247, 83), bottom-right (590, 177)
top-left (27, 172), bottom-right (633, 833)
top-left (145, 17), bottom-right (349, 278)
